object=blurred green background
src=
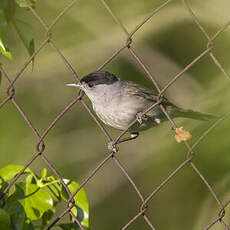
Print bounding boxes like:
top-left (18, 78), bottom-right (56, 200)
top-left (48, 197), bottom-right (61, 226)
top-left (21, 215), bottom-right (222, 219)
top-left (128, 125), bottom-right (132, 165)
top-left (1, 0), bottom-right (230, 229)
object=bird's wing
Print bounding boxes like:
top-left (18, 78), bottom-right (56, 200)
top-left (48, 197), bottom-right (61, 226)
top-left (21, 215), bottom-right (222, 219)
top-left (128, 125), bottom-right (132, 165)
top-left (122, 81), bottom-right (173, 106)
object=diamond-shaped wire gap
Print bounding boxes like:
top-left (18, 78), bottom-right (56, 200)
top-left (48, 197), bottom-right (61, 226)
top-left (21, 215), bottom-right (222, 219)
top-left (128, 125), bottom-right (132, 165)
top-left (77, 157), bottom-right (145, 230)
top-left (7, 46), bottom-right (79, 134)
top-left (181, 0), bottom-right (230, 81)
top-left (97, 0), bottom-right (172, 72)
top-left (112, 156), bottom-right (157, 229)
top-left (129, 22), bottom-right (214, 95)
top-left (121, 158), bottom-right (191, 230)
top-left (138, 18), bottom-right (226, 89)
top-left (142, 157), bottom-right (191, 206)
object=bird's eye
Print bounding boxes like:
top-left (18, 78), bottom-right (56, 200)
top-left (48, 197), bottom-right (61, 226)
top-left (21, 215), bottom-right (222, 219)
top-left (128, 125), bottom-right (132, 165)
top-left (87, 82), bottom-right (94, 88)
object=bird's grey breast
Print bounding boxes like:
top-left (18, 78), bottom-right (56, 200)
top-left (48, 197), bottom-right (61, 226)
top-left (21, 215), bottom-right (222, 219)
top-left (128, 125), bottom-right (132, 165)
top-left (93, 81), bottom-right (150, 130)
top-left (89, 82), bottom-right (127, 130)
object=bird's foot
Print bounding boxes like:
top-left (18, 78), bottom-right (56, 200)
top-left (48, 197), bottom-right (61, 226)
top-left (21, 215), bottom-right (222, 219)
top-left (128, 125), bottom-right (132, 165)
top-left (136, 112), bottom-right (148, 124)
top-left (108, 141), bottom-right (119, 153)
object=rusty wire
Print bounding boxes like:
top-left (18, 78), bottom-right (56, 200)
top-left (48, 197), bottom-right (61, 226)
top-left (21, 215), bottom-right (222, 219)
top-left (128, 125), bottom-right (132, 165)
top-left (0, 0), bottom-right (230, 229)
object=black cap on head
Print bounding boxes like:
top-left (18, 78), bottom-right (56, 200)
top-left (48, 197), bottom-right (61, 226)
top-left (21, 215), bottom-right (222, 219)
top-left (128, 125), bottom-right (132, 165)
top-left (80, 71), bottom-right (118, 87)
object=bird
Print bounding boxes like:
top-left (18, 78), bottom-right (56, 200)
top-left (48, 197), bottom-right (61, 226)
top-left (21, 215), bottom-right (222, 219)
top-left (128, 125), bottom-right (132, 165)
top-left (67, 70), bottom-right (214, 151)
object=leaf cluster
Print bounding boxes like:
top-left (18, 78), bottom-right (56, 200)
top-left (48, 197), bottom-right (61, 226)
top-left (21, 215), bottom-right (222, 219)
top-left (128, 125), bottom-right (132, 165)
top-left (0, 165), bottom-right (89, 230)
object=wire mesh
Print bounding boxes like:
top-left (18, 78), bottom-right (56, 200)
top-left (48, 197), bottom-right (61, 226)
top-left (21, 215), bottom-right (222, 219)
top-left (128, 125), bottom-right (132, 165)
top-left (0, 0), bottom-right (230, 229)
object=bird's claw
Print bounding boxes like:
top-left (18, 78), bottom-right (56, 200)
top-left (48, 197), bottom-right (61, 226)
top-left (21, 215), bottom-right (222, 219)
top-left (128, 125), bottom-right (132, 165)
top-left (136, 112), bottom-right (148, 124)
top-left (108, 141), bottom-right (119, 153)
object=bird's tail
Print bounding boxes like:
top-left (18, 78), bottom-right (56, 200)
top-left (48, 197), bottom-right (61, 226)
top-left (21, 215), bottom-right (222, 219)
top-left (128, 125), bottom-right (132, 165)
top-left (174, 108), bottom-right (216, 121)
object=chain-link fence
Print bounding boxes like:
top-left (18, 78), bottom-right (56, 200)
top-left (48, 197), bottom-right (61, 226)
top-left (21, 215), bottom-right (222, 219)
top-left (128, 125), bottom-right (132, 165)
top-left (0, 0), bottom-right (230, 229)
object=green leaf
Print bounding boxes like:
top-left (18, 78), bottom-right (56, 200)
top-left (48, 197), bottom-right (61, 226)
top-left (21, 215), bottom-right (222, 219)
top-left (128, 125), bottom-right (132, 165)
top-left (37, 175), bottom-right (62, 205)
top-left (41, 168), bottom-right (47, 178)
top-left (0, 10), bottom-right (12, 59)
top-left (6, 199), bottom-right (26, 230)
top-left (0, 165), bottom-right (31, 183)
top-left (0, 39), bottom-right (11, 59)
top-left (41, 210), bottom-right (53, 229)
top-left (42, 182), bottom-right (62, 205)
top-left (22, 222), bottom-right (34, 230)
top-left (12, 18), bottom-right (35, 58)
top-left (61, 179), bottom-right (89, 228)
top-left (58, 223), bottom-right (82, 230)
top-left (25, 174), bottom-right (34, 185)
top-left (0, 208), bottom-right (11, 230)
top-left (11, 182), bottom-right (54, 221)
top-left (15, 0), bottom-right (36, 8)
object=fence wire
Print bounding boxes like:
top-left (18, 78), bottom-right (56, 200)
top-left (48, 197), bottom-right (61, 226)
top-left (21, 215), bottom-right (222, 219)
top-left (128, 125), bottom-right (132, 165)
top-left (0, 0), bottom-right (230, 229)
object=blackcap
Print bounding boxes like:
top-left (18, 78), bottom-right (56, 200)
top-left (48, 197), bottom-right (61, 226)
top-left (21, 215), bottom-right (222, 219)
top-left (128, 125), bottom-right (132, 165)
top-left (67, 71), bottom-right (214, 150)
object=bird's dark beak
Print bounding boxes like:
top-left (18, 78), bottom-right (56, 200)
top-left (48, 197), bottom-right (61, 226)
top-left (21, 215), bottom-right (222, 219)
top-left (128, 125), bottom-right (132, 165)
top-left (66, 83), bottom-right (82, 88)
